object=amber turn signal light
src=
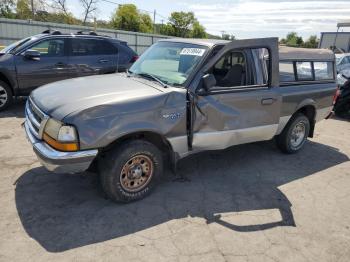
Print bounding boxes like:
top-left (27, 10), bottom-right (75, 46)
top-left (43, 133), bottom-right (79, 152)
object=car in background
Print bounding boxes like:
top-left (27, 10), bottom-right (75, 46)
top-left (334, 69), bottom-right (350, 118)
top-left (0, 30), bottom-right (138, 111)
top-left (336, 53), bottom-right (350, 72)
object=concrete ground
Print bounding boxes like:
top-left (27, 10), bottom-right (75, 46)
top-left (0, 99), bottom-right (350, 262)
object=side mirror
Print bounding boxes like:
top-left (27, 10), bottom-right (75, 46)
top-left (202, 73), bottom-right (216, 92)
top-left (24, 50), bottom-right (40, 61)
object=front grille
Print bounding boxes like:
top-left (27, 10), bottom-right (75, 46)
top-left (25, 97), bottom-right (48, 139)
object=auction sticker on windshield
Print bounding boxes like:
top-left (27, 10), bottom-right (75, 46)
top-left (180, 48), bottom-right (206, 56)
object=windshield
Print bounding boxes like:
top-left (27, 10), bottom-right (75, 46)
top-left (129, 41), bottom-right (208, 86)
top-left (0, 37), bottom-right (32, 54)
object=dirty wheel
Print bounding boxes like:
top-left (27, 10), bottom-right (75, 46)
top-left (99, 140), bottom-right (163, 203)
top-left (276, 113), bottom-right (310, 154)
top-left (120, 154), bottom-right (154, 192)
top-left (0, 81), bottom-right (13, 112)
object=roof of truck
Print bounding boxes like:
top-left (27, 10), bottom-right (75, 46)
top-left (160, 38), bottom-right (335, 60)
top-left (279, 46), bottom-right (335, 61)
top-left (159, 38), bottom-right (230, 47)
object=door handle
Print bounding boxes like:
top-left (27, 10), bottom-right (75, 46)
top-left (99, 59), bottom-right (109, 63)
top-left (261, 98), bottom-right (276, 105)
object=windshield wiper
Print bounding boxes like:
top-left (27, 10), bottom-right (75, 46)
top-left (135, 72), bottom-right (168, 88)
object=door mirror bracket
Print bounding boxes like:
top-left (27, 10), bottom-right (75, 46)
top-left (200, 73), bottom-right (216, 93)
top-left (24, 50), bottom-right (41, 61)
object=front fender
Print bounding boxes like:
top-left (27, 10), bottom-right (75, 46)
top-left (65, 90), bottom-right (187, 150)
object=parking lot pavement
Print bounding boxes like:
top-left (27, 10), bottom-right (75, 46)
top-left (0, 100), bottom-right (349, 262)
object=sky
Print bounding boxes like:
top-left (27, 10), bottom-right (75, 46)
top-left (67, 0), bottom-right (350, 39)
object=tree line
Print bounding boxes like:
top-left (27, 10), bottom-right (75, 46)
top-left (0, 1), bottom-right (320, 47)
top-left (280, 32), bottom-right (319, 48)
top-left (0, 0), bottom-right (208, 38)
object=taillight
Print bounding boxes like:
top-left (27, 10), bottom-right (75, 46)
top-left (130, 55), bottom-right (139, 62)
top-left (333, 87), bottom-right (340, 105)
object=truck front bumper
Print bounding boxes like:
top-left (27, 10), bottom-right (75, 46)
top-left (24, 121), bottom-right (98, 174)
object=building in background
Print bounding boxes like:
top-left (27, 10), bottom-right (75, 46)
top-left (319, 21), bottom-right (350, 53)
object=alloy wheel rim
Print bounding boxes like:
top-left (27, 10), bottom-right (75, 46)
top-left (290, 122), bottom-right (306, 148)
top-left (0, 86), bottom-right (8, 108)
top-left (120, 154), bottom-right (154, 192)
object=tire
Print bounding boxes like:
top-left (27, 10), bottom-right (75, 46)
top-left (276, 113), bottom-right (310, 154)
top-left (99, 140), bottom-right (163, 203)
top-left (0, 81), bottom-right (13, 112)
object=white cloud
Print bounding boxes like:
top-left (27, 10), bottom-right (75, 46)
top-left (188, 1), bottom-right (350, 38)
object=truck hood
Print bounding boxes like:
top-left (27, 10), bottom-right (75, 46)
top-left (30, 74), bottom-right (164, 120)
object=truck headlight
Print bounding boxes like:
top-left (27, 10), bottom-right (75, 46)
top-left (43, 118), bottom-right (79, 152)
top-left (58, 126), bottom-right (77, 142)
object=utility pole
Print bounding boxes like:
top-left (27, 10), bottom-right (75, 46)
top-left (31, 0), bottom-right (35, 18)
top-left (153, 10), bottom-right (156, 34)
top-left (221, 30), bottom-right (226, 38)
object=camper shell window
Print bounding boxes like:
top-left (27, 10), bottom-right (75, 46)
top-left (278, 46), bottom-right (335, 85)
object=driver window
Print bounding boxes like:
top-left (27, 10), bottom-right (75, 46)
top-left (210, 48), bottom-right (269, 89)
top-left (213, 51), bottom-right (245, 87)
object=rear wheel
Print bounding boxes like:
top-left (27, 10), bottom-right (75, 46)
top-left (0, 81), bottom-right (13, 112)
top-left (99, 140), bottom-right (163, 203)
top-left (276, 113), bottom-right (310, 154)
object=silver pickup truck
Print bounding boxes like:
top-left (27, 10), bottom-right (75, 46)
top-left (24, 38), bottom-right (336, 202)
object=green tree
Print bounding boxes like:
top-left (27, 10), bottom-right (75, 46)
top-left (303, 35), bottom-right (319, 48)
top-left (162, 11), bottom-right (207, 38)
top-left (96, 19), bottom-right (113, 29)
top-left (111, 4), bottom-right (153, 33)
top-left (190, 21), bottom-right (207, 38)
top-left (222, 33), bottom-right (235, 40)
top-left (168, 11), bottom-right (195, 37)
top-left (35, 10), bottom-right (79, 24)
top-left (159, 23), bottom-right (174, 36)
top-left (0, 0), bottom-right (16, 18)
top-left (281, 32), bottom-right (304, 47)
top-left (139, 13), bottom-right (153, 33)
top-left (16, 0), bottom-right (32, 19)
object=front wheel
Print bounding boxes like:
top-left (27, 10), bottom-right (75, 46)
top-left (276, 113), bottom-right (310, 154)
top-left (99, 140), bottom-right (163, 203)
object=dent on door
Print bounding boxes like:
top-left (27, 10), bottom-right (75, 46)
top-left (192, 92), bottom-right (281, 151)
top-left (190, 38), bottom-right (281, 151)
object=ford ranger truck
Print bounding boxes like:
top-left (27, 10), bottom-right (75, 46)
top-left (24, 38), bottom-right (336, 202)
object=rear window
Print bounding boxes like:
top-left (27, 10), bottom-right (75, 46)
top-left (279, 60), bottom-right (334, 83)
top-left (279, 62), bottom-right (295, 82)
top-left (98, 40), bottom-right (118, 55)
top-left (296, 62), bottom-right (312, 80)
top-left (314, 62), bottom-right (334, 80)
top-left (71, 38), bottom-right (117, 56)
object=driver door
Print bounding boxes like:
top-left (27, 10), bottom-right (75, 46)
top-left (189, 38), bottom-right (281, 151)
top-left (15, 38), bottom-right (71, 94)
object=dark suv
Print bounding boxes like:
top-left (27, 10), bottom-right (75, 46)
top-left (0, 30), bottom-right (137, 111)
